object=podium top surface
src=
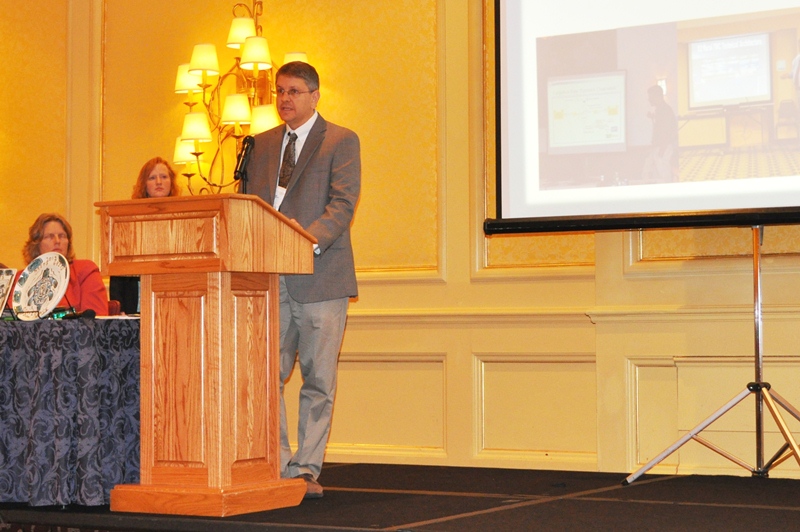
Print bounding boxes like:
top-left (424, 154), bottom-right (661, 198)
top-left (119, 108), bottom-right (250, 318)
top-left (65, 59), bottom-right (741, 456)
top-left (96, 193), bottom-right (317, 276)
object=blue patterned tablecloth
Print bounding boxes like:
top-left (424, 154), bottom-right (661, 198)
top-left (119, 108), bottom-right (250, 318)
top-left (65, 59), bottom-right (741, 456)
top-left (0, 318), bottom-right (140, 506)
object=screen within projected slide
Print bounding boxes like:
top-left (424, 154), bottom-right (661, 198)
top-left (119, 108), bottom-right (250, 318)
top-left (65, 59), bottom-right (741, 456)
top-left (688, 33), bottom-right (772, 109)
top-left (495, 1), bottom-right (800, 225)
top-left (548, 73), bottom-right (626, 154)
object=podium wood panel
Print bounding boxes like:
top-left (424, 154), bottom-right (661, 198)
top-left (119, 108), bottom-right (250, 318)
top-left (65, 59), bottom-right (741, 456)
top-left (97, 193), bottom-right (315, 276)
top-left (96, 195), bottom-right (314, 516)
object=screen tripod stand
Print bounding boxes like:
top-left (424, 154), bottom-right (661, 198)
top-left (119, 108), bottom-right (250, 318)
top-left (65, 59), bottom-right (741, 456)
top-left (623, 225), bottom-right (800, 485)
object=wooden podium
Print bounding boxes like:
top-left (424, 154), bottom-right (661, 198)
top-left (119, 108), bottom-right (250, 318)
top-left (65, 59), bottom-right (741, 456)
top-left (95, 194), bottom-right (316, 517)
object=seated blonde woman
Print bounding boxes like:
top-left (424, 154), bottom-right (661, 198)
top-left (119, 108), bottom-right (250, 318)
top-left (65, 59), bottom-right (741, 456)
top-left (18, 213), bottom-right (108, 316)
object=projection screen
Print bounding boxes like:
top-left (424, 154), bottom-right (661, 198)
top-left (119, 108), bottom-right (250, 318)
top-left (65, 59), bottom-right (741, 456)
top-left (485, 0), bottom-right (800, 234)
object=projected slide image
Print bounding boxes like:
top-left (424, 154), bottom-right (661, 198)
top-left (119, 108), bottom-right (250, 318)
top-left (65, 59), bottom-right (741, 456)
top-left (533, 8), bottom-right (800, 192)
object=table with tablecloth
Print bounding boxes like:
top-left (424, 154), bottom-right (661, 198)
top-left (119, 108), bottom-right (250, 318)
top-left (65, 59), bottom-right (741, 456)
top-left (0, 318), bottom-right (140, 506)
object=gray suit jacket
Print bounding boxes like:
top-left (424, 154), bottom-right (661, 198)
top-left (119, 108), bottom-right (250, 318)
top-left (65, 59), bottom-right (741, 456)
top-left (246, 114), bottom-right (360, 303)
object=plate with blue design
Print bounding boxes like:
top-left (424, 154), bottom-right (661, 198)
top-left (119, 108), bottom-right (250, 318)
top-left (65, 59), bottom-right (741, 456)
top-left (12, 252), bottom-right (70, 321)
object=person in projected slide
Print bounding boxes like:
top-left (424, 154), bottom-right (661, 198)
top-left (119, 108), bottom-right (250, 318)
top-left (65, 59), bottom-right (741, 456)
top-left (790, 41), bottom-right (800, 102)
top-left (642, 85), bottom-right (678, 183)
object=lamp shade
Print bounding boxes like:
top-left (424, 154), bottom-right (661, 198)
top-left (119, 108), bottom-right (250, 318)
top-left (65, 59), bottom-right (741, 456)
top-left (240, 36), bottom-right (272, 71)
top-left (221, 93), bottom-right (252, 124)
top-left (250, 104), bottom-right (281, 134)
top-left (227, 17), bottom-right (256, 49)
top-left (283, 52), bottom-right (308, 64)
top-left (174, 64), bottom-right (202, 93)
top-left (181, 112), bottom-right (213, 142)
top-left (188, 43), bottom-right (219, 76)
top-left (173, 137), bottom-right (197, 164)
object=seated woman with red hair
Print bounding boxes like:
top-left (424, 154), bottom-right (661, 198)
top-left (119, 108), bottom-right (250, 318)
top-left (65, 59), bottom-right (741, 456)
top-left (15, 213), bottom-right (108, 316)
top-left (109, 156), bottom-right (180, 314)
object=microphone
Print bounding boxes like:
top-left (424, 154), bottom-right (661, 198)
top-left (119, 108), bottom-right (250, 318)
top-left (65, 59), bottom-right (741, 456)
top-left (51, 308), bottom-right (96, 320)
top-left (234, 135), bottom-right (255, 181)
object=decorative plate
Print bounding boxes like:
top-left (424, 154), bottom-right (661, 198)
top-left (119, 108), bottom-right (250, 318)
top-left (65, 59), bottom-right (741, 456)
top-left (12, 252), bottom-right (70, 321)
top-left (0, 268), bottom-right (16, 310)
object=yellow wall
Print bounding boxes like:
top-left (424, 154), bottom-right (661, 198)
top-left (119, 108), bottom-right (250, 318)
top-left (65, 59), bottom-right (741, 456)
top-left (0, 1), bottom-right (102, 269)
top-left (0, 3), bottom-right (68, 269)
top-left (3, 0), bottom-right (800, 479)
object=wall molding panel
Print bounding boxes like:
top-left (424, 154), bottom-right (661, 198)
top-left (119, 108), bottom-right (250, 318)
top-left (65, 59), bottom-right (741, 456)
top-left (475, 353), bottom-right (598, 470)
top-left (625, 230), bottom-right (800, 279)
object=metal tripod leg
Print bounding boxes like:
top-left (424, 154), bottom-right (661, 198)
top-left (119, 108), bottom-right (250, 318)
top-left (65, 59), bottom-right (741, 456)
top-left (760, 377), bottom-right (800, 472)
top-left (759, 387), bottom-right (800, 471)
top-left (622, 387), bottom-right (752, 486)
top-left (770, 389), bottom-right (800, 423)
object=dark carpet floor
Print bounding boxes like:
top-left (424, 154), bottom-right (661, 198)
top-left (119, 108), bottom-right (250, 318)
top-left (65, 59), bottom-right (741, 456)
top-left (2, 463), bottom-right (799, 531)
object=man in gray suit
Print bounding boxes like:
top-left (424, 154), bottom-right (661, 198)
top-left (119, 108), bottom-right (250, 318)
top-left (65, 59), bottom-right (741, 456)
top-left (246, 61), bottom-right (360, 499)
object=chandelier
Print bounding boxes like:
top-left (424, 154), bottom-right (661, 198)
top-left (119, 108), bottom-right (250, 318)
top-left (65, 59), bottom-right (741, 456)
top-left (172, 0), bottom-right (307, 194)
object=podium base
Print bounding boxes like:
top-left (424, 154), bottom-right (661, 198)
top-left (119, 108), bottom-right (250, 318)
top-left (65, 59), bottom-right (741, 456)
top-left (110, 478), bottom-right (306, 517)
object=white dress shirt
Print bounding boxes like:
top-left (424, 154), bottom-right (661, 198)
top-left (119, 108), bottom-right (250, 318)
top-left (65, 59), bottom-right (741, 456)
top-left (273, 111), bottom-right (319, 211)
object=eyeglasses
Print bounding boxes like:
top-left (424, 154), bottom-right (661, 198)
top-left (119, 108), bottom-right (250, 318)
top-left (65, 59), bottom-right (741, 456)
top-left (42, 233), bottom-right (69, 242)
top-left (276, 88), bottom-right (314, 98)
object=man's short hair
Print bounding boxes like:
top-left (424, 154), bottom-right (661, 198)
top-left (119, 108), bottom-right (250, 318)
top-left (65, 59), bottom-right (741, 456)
top-left (648, 85), bottom-right (664, 99)
top-left (276, 61), bottom-right (320, 92)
